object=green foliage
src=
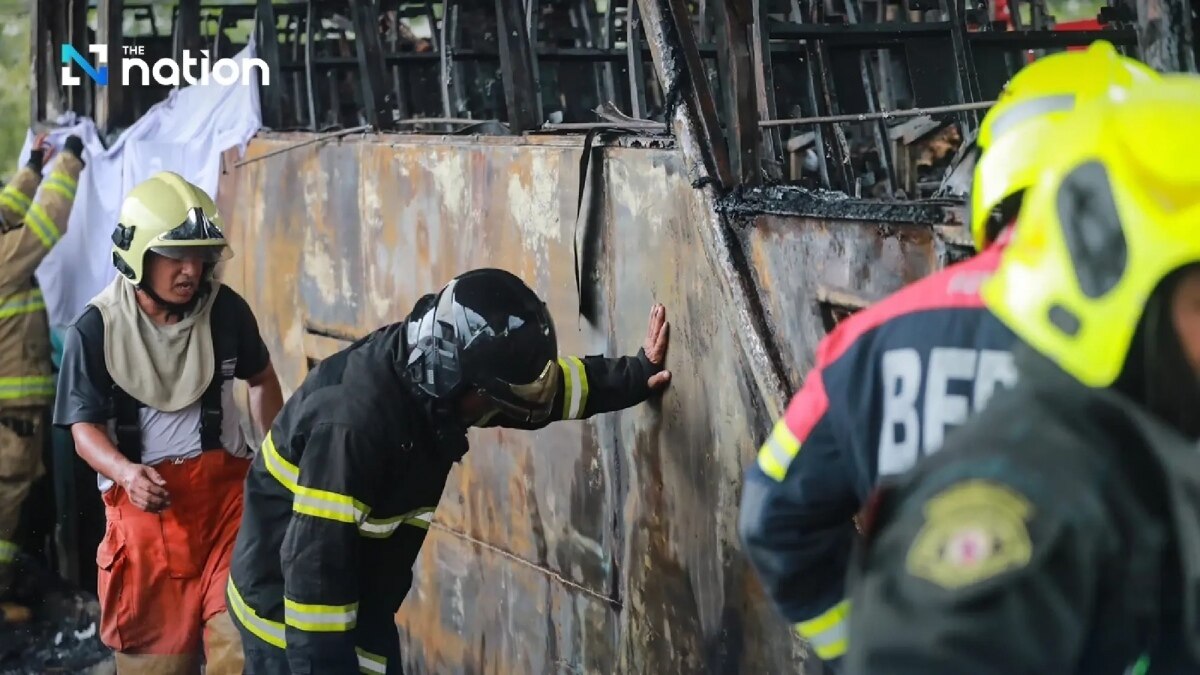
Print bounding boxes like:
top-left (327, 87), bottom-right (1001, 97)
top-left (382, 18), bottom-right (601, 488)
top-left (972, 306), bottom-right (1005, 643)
top-left (0, 16), bottom-right (29, 183)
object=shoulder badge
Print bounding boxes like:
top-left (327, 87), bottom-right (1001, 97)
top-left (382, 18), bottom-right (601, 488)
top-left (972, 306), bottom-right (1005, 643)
top-left (905, 480), bottom-right (1033, 590)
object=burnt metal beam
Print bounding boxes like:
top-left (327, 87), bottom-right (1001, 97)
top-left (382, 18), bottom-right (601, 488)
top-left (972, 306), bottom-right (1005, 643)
top-left (751, 0), bottom-right (783, 180)
top-left (627, 0), bottom-right (648, 117)
top-left (440, 0), bottom-right (463, 118)
top-left (760, 100), bottom-right (995, 126)
top-left (68, 0), bottom-right (91, 116)
top-left (255, 0), bottom-right (284, 129)
top-left (1137, 0), bottom-right (1197, 71)
top-left (812, 39), bottom-right (854, 192)
top-left (842, 0), bottom-right (895, 195)
top-left (495, 0), bottom-right (543, 133)
top-left (174, 0), bottom-right (202, 67)
top-left (967, 28), bottom-right (1139, 47)
top-left (96, 0), bottom-right (127, 135)
top-left (712, 0), bottom-right (761, 185)
top-left (635, 0), bottom-right (733, 189)
top-left (634, 0), bottom-right (790, 427)
top-left (349, 0), bottom-right (396, 130)
top-left (304, 0), bottom-right (318, 131)
top-left (30, 0), bottom-right (48, 125)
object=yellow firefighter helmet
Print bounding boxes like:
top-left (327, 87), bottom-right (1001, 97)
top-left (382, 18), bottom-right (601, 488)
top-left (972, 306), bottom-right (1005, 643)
top-left (111, 171), bottom-right (231, 285)
top-left (970, 41), bottom-right (1159, 251)
top-left (982, 75), bottom-right (1200, 387)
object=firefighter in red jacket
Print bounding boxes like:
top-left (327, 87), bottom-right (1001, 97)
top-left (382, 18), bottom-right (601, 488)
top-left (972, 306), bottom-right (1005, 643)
top-left (736, 41), bottom-right (1158, 671)
top-left (844, 73), bottom-right (1200, 675)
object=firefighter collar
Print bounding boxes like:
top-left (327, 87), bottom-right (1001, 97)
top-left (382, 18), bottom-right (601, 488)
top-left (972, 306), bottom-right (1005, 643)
top-left (90, 276), bottom-right (218, 412)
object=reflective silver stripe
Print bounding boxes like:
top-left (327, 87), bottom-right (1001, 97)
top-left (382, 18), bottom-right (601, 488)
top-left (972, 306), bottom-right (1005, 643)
top-left (763, 434), bottom-right (793, 474)
top-left (988, 94), bottom-right (1076, 140)
top-left (293, 491), bottom-right (364, 524)
top-left (795, 599), bottom-right (850, 660)
top-left (405, 511), bottom-right (433, 530)
top-left (356, 647), bottom-right (387, 674)
top-left (284, 604), bottom-right (358, 632)
top-left (25, 203), bottom-right (60, 248)
top-left (806, 616), bottom-right (848, 657)
top-left (0, 289), bottom-right (45, 319)
top-left (227, 578), bottom-right (286, 648)
top-left (562, 357), bottom-right (585, 419)
top-left (262, 434), bottom-right (300, 488)
top-left (0, 187), bottom-right (30, 210)
top-left (360, 508), bottom-right (435, 538)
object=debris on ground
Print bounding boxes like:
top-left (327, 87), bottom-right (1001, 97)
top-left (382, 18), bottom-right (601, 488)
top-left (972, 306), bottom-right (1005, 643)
top-left (0, 556), bottom-right (112, 675)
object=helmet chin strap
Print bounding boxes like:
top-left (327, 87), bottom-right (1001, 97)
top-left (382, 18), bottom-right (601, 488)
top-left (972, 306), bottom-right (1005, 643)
top-left (137, 279), bottom-right (206, 322)
top-left (136, 263), bottom-right (215, 321)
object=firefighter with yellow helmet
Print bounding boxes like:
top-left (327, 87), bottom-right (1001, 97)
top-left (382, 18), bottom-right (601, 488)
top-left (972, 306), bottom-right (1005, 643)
top-left (0, 133), bottom-right (84, 624)
top-left (844, 76), bottom-right (1200, 673)
top-left (54, 171), bottom-right (283, 674)
top-left (737, 41), bottom-right (1156, 672)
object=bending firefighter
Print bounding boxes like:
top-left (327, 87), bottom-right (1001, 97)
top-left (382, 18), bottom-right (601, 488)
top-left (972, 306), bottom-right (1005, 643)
top-left (54, 172), bottom-right (284, 674)
top-left (0, 134), bottom-right (84, 623)
top-left (736, 41), bottom-right (1157, 671)
top-left (844, 77), bottom-right (1200, 674)
top-left (227, 268), bottom-right (672, 675)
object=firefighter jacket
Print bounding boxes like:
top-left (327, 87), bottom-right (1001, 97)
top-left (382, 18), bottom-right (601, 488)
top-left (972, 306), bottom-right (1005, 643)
top-left (0, 153), bottom-right (82, 409)
top-left (227, 320), bottom-right (661, 675)
top-left (844, 349), bottom-right (1200, 674)
top-left (738, 237), bottom-right (1019, 667)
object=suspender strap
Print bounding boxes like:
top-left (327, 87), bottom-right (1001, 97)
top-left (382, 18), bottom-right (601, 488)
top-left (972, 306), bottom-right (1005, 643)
top-left (111, 386), bottom-right (142, 464)
top-left (199, 374), bottom-right (225, 451)
top-left (112, 373), bottom-right (225, 460)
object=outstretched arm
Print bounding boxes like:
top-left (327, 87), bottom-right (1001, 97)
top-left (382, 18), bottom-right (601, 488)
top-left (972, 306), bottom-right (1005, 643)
top-left (484, 303), bottom-right (671, 430)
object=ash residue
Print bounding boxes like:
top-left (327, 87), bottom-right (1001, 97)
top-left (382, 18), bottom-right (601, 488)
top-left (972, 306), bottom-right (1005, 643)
top-left (717, 184), bottom-right (962, 225)
top-left (0, 562), bottom-right (111, 675)
top-left (1, 611), bottom-right (112, 675)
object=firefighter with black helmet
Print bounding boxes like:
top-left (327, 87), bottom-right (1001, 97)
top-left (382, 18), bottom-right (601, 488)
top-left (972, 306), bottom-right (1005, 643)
top-left (227, 268), bottom-right (672, 674)
top-left (844, 76), bottom-right (1200, 674)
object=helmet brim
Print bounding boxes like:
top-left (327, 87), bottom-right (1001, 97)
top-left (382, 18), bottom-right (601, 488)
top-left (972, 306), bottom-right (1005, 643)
top-left (150, 244), bottom-right (231, 263)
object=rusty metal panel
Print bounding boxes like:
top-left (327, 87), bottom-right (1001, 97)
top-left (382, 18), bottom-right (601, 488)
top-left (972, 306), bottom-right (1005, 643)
top-left (218, 132), bottom-right (955, 673)
top-left (743, 215), bottom-right (944, 386)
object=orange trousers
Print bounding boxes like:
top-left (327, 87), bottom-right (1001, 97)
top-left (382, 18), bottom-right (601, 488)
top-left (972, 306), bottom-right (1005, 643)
top-left (96, 451), bottom-right (251, 675)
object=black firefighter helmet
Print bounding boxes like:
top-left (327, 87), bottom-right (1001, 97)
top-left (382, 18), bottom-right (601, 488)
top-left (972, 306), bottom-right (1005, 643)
top-left (404, 268), bottom-right (559, 424)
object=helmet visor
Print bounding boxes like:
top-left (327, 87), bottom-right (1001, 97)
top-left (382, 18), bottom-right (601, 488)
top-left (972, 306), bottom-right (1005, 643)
top-left (149, 244), bottom-right (230, 263)
top-left (161, 206), bottom-right (226, 243)
top-left (479, 359), bottom-right (560, 424)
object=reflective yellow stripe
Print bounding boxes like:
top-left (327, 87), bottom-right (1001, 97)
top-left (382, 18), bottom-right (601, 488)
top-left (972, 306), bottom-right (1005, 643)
top-left (0, 184), bottom-right (31, 213)
top-left (293, 487), bottom-right (366, 524)
top-left (262, 432), bottom-right (300, 489)
top-left (356, 647), bottom-right (387, 674)
top-left (558, 356), bottom-right (589, 419)
top-left (795, 599), bottom-right (850, 660)
top-left (0, 289), bottom-right (45, 319)
top-left (263, 432), bottom-right (381, 530)
top-left (284, 597), bottom-right (358, 633)
top-left (0, 193), bottom-right (28, 216)
top-left (24, 203), bottom-right (60, 248)
top-left (0, 540), bottom-right (18, 564)
top-left (0, 376), bottom-right (55, 400)
top-left (43, 176), bottom-right (76, 202)
top-left (756, 418), bottom-right (802, 482)
top-left (360, 507), bottom-right (435, 538)
top-left (558, 358), bottom-right (573, 420)
top-left (226, 578), bottom-right (286, 648)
